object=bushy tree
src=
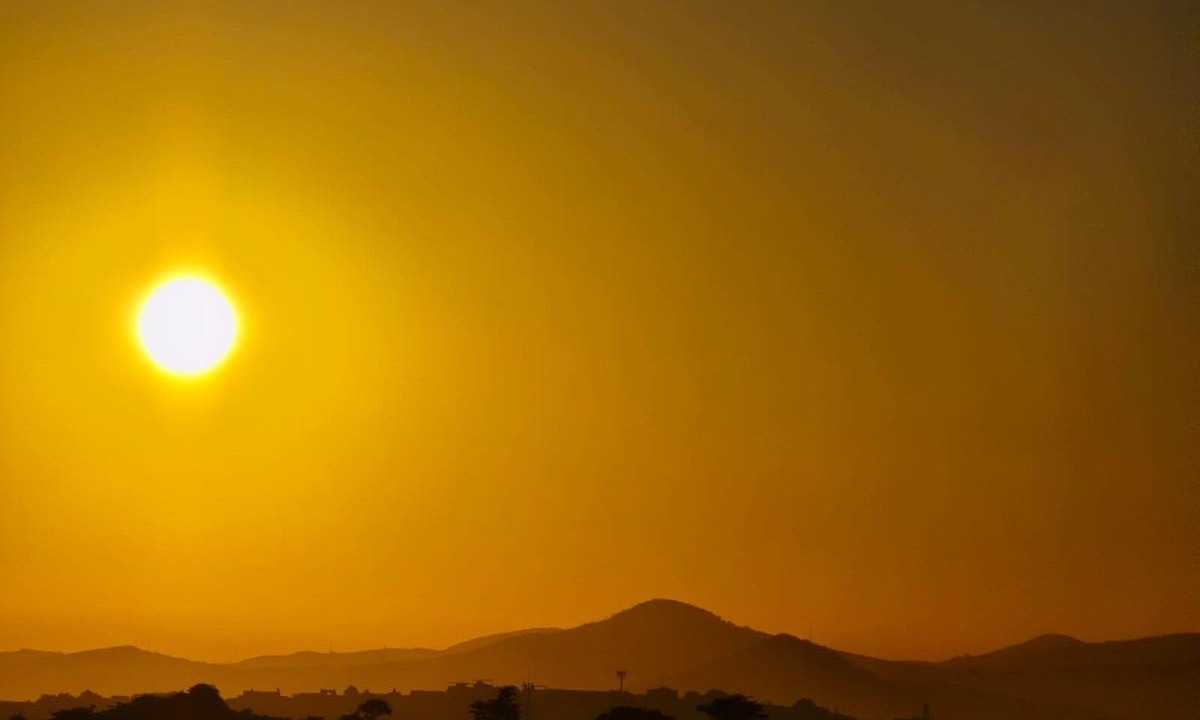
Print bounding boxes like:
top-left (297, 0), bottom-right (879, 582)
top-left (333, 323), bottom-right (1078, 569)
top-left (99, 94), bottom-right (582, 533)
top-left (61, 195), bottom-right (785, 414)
top-left (356, 700), bottom-right (392, 720)
top-left (469, 686), bottom-right (520, 720)
top-left (188, 684), bottom-right (226, 709)
top-left (697, 695), bottom-right (766, 720)
top-left (595, 707), bottom-right (674, 720)
top-left (339, 699), bottom-right (391, 720)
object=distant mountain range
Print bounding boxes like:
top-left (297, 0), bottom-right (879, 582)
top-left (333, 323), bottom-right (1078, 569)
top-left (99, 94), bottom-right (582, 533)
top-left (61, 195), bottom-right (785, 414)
top-left (1, 599), bottom-right (1196, 720)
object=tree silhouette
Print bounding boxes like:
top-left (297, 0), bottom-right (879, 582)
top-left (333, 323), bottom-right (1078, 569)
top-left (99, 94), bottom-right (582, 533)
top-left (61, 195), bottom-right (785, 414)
top-left (595, 707), bottom-right (674, 720)
top-left (697, 695), bottom-right (767, 720)
top-left (39, 686), bottom-right (281, 720)
top-left (338, 699), bottom-right (391, 720)
top-left (469, 686), bottom-right (520, 720)
top-left (188, 684), bottom-right (226, 708)
top-left (790, 699), bottom-right (853, 720)
top-left (356, 700), bottom-right (392, 720)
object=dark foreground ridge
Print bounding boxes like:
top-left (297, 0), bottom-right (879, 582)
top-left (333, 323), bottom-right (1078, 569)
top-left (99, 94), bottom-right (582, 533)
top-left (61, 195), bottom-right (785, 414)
top-left (1, 683), bottom-right (863, 720)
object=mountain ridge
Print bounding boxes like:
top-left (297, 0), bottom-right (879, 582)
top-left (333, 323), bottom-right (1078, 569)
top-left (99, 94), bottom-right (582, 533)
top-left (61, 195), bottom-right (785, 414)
top-left (1, 600), bottom-right (1195, 720)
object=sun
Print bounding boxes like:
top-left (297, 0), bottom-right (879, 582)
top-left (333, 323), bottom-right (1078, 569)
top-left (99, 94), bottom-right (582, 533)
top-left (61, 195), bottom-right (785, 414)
top-left (136, 276), bottom-right (239, 377)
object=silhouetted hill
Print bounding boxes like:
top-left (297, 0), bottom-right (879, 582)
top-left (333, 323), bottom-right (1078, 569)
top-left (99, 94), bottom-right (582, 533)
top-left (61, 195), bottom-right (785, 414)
top-left (925, 633), bottom-right (1200, 720)
top-left (0, 650), bottom-right (61, 669)
top-left (441, 627), bottom-right (562, 655)
top-left (662, 634), bottom-right (913, 716)
top-left (338, 599), bottom-right (768, 692)
top-left (234, 648), bottom-right (438, 670)
top-left (841, 632), bottom-right (1200, 720)
top-left (660, 635), bottom-right (1083, 720)
top-left (944, 631), bottom-right (1200, 670)
top-left (0, 647), bottom-right (225, 699)
top-left (1, 601), bottom-right (1195, 720)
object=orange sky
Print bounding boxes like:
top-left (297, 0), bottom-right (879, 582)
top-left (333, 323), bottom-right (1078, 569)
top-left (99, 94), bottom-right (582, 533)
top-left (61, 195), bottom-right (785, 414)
top-left (0, 0), bottom-right (1195, 663)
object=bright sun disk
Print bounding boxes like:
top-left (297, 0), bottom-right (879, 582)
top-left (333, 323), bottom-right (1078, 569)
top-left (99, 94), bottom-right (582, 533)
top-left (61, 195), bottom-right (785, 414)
top-left (136, 276), bottom-right (238, 376)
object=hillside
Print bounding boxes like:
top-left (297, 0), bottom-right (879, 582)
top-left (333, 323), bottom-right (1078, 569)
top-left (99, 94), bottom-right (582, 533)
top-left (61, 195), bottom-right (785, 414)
top-left (1, 600), bottom-right (1195, 720)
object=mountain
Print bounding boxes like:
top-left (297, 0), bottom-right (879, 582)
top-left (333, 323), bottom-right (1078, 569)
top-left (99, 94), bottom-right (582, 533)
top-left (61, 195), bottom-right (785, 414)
top-left (0, 646), bottom-right (224, 699)
top-left (1, 600), bottom-right (1195, 720)
top-left (0, 650), bottom-right (62, 670)
top-left (659, 634), bottom-right (1100, 720)
top-left (0, 600), bottom-right (765, 698)
top-left (441, 627), bottom-right (562, 655)
top-left (944, 631), bottom-right (1200, 671)
top-left (925, 633), bottom-right (1200, 720)
top-left (662, 633), bottom-right (913, 715)
top-left (336, 599), bottom-right (769, 692)
top-left (841, 632), bottom-right (1200, 720)
top-left (234, 648), bottom-right (439, 671)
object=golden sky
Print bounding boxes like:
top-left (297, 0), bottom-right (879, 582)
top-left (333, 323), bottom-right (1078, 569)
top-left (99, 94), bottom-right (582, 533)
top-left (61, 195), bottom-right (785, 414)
top-left (0, 1), bottom-right (1195, 662)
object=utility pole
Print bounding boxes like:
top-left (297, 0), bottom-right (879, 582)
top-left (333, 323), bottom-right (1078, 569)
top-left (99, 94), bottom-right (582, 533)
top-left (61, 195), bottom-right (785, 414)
top-left (616, 670), bottom-right (627, 693)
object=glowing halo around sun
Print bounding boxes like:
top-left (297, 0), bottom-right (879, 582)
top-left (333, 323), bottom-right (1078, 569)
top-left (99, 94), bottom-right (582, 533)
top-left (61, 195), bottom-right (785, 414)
top-left (136, 276), bottom-right (239, 377)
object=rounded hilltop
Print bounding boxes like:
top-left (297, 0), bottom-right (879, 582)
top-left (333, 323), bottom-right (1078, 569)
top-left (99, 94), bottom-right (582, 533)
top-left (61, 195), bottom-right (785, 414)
top-left (607, 599), bottom-right (725, 622)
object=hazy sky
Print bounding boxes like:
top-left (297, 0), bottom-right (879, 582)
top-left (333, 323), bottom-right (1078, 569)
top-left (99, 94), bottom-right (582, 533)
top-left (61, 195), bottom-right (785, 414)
top-left (0, 0), bottom-right (1195, 662)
